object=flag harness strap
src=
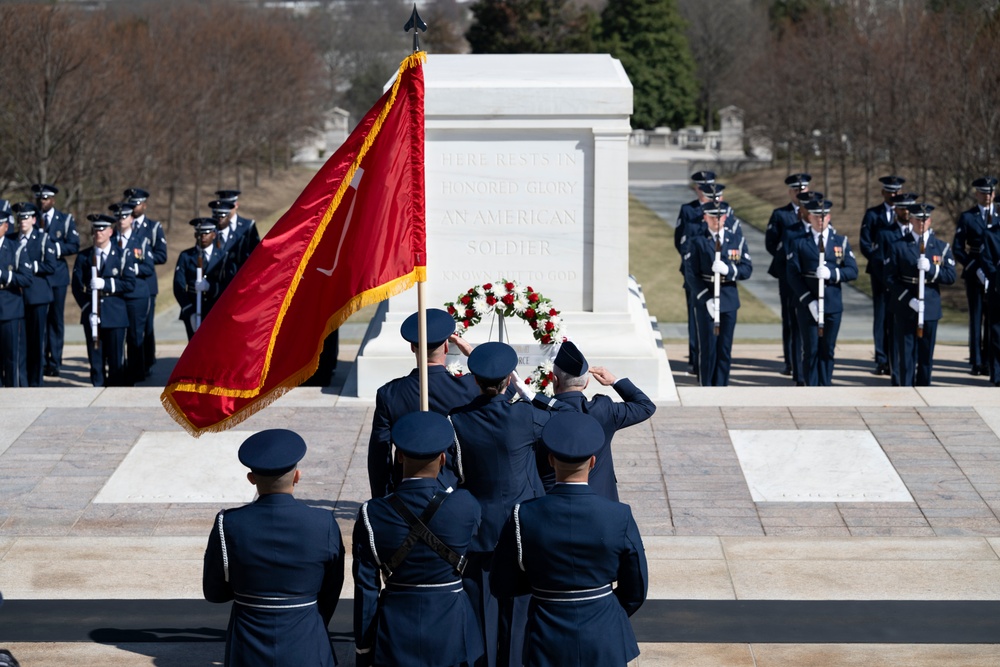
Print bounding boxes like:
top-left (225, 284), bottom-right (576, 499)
top-left (383, 491), bottom-right (467, 578)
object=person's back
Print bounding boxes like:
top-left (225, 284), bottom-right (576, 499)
top-left (491, 413), bottom-right (647, 667)
top-left (354, 411), bottom-right (483, 667)
top-left (203, 430), bottom-right (344, 667)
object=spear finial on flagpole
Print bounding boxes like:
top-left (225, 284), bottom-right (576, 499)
top-left (404, 3), bottom-right (427, 53)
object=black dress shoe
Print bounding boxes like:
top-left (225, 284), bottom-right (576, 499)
top-left (972, 365), bottom-right (986, 376)
top-left (43, 367), bottom-right (59, 378)
top-left (686, 365), bottom-right (697, 376)
top-left (780, 366), bottom-right (792, 376)
top-left (796, 381), bottom-right (805, 387)
top-left (872, 363), bottom-right (889, 376)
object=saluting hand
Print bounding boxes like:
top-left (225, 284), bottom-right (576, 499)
top-left (589, 366), bottom-right (616, 386)
top-left (448, 333), bottom-right (473, 357)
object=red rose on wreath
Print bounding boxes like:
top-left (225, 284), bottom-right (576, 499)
top-left (502, 294), bottom-right (515, 305)
top-left (483, 283), bottom-right (492, 290)
top-left (528, 292), bottom-right (540, 303)
top-left (504, 282), bottom-right (515, 290)
top-left (540, 334), bottom-right (552, 344)
top-left (525, 308), bottom-right (536, 319)
top-left (465, 308), bottom-right (475, 318)
top-left (486, 295), bottom-right (497, 306)
top-left (544, 321), bottom-right (555, 332)
top-left (461, 295), bottom-right (471, 305)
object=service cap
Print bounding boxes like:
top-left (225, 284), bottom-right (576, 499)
top-left (907, 203), bottom-right (935, 219)
top-left (468, 341), bottom-right (518, 381)
top-left (553, 340), bottom-right (588, 376)
top-left (690, 170), bottom-right (716, 185)
top-left (972, 177), bottom-right (998, 193)
top-left (30, 183), bottom-right (58, 199)
top-left (86, 213), bottom-right (116, 229)
top-left (12, 202), bottom-right (37, 219)
top-left (123, 187), bottom-right (149, 204)
top-left (891, 192), bottom-right (920, 208)
top-left (391, 411), bottom-right (455, 459)
top-left (189, 217), bottom-right (217, 233)
top-left (400, 308), bottom-right (455, 346)
top-left (878, 175), bottom-right (906, 192)
top-left (238, 429), bottom-right (307, 476)
top-left (804, 198), bottom-right (833, 215)
top-left (542, 412), bottom-right (604, 463)
top-left (784, 173), bottom-right (812, 189)
top-left (208, 200), bottom-right (235, 218)
top-left (215, 189), bottom-right (241, 203)
top-left (108, 202), bottom-right (134, 219)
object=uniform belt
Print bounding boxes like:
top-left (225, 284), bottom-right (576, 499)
top-left (386, 580), bottom-right (464, 593)
top-left (233, 592), bottom-right (317, 609)
top-left (700, 274), bottom-right (733, 283)
top-left (900, 276), bottom-right (923, 284)
top-left (531, 584), bottom-right (613, 602)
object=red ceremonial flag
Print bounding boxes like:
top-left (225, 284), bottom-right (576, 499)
top-left (161, 52), bottom-right (427, 436)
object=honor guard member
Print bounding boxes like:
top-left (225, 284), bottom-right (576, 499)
top-left (530, 341), bottom-right (655, 500)
top-left (354, 411), bottom-right (483, 667)
top-left (788, 198), bottom-right (859, 386)
top-left (859, 175), bottom-right (906, 375)
top-left (783, 190), bottom-right (824, 385)
top-left (11, 202), bottom-right (56, 387)
top-left (71, 214), bottom-right (136, 387)
top-left (209, 199), bottom-right (245, 282)
top-left (972, 198), bottom-right (1000, 384)
top-left (491, 412), bottom-right (648, 667)
top-left (125, 188), bottom-right (167, 375)
top-left (368, 308), bottom-right (479, 498)
top-left (954, 176), bottom-right (997, 376)
top-left (450, 342), bottom-right (548, 667)
top-left (878, 192), bottom-right (920, 386)
top-left (675, 171), bottom-right (717, 375)
top-left (766, 174), bottom-right (811, 377)
top-left (110, 201), bottom-right (154, 385)
top-left (684, 200), bottom-right (752, 387)
top-left (215, 189), bottom-right (260, 265)
top-left (0, 203), bottom-right (29, 387)
top-left (31, 183), bottom-right (78, 378)
top-left (204, 430), bottom-right (345, 667)
top-left (884, 204), bottom-right (956, 386)
top-left (173, 218), bottom-right (232, 340)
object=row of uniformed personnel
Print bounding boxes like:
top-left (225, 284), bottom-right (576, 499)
top-left (202, 311), bottom-right (655, 667)
top-left (0, 184), bottom-right (260, 387)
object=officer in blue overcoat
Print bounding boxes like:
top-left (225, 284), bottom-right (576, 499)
top-left (354, 411), bottom-right (483, 667)
top-left (216, 189), bottom-right (261, 265)
top-left (368, 308), bottom-right (479, 498)
top-left (953, 176), bottom-right (997, 377)
top-left (884, 204), bottom-right (956, 386)
top-left (173, 218), bottom-right (233, 340)
top-left (765, 174), bottom-right (811, 377)
top-left (450, 342), bottom-right (548, 667)
top-left (71, 215), bottom-right (136, 387)
top-left (0, 204), bottom-right (30, 387)
top-left (125, 188), bottom-right (168, 376)
top-left (31, 183), bottom-right (78, 379)
top-left (788, 198), bottom-right (860, 386)
top-left (530, 341), bottom-right (655, 499)
top-left (10, 203), bottom-right (55, 387)
top-left (684, 200), bottom-right (753, 387)
top-left (204, 429), bottom-right (344, 667)
top-left (859, 175), bottom-right (906, 376)
top-left (110, 202), bottom-right (154, 385)
top-left (874, 192), bottom-right (921, 386)
top-left (491, 412), bottom-right (648, 667)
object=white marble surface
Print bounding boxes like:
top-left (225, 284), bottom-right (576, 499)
top-left (0, 406), bottom-right (43, 456)
top-left (679, 387), bottom-right (926, 407)
top-left (94, 431), bottom-right (258, 504)
top-left (729, 429), bottom-right (912, 502)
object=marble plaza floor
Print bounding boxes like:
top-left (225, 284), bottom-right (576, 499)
top-left (1, 344), bottom-right (1000, 665)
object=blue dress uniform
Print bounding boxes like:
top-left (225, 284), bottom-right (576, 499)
top-left (71, 215), bottom-right (136, 387)
top-left (0, 217), bottom-right (30, 388)
top-left (173, 219), bottom-right (232, 340)
top-left (975, 216), bottom-right (1000, 384)
top-left (368, 309), bottom-right (480, 498)
top-left (953, 177), bottom-right (997, 376)
top-left (354, 412), bottom-right (483, 667)
top-left (110, 203), bottom-right (154, 385)
top-left (204, 430), bottom-right (345, 667)
top-left (450, 343), bottom-right (548, 667)
top-left (531, 341), bottom-right (655, 500)
top-left (884, 206), bottom-right (956, 386)
top-left (765, 174), bottom-right (811, 378)
top-left (788, 200), bottom-right (860, 386)
top-left (684, 210), bottom-right (752, 387)
top-left (873, 193), bottom-right (920, 386)
top-left (215, 189), bottom-right (261, 265)
top-left (126, 188), bottom-right (168, 374)
top-left (859, 176), bottom-right (906, 375)
top-left (491, 413), bottom-right (648, 667)
top-left (31, 184), bottom-right (79, 378)
top-left (675, 171), bottom-right (717, 372)
top-left (10, 203), bottom-right (56, 387)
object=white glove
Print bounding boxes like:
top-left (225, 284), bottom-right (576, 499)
top-left (985, 279), bottom-right (990, 293)
top-left (32, 261), bottom-right (39, 274)
top-left (815, 264), bottom-right (831, 280)
top-left (977, 268), bottom-right (987, 285)
top-left (808, 300), bottom-right (820, 323)
top-left (510, 370), bottom-right (536, 402)
top-left (916, 256), bottom-right (931, 272)
top-left (712, 259), bottom-right (729, 276)
top-left (90, 277), bottom-right (106, 291)
top-left (706, 299), bottom-right (718, 320)
top-left (195, 278), bottom-right (210, 293)
top-left (908, 298), bottom-right (920, 313)
top-left (89, 313), bottom-right (99, 329)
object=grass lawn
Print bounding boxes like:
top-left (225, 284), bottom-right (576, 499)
top-left (628, 194), bottom-right (780, 325)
